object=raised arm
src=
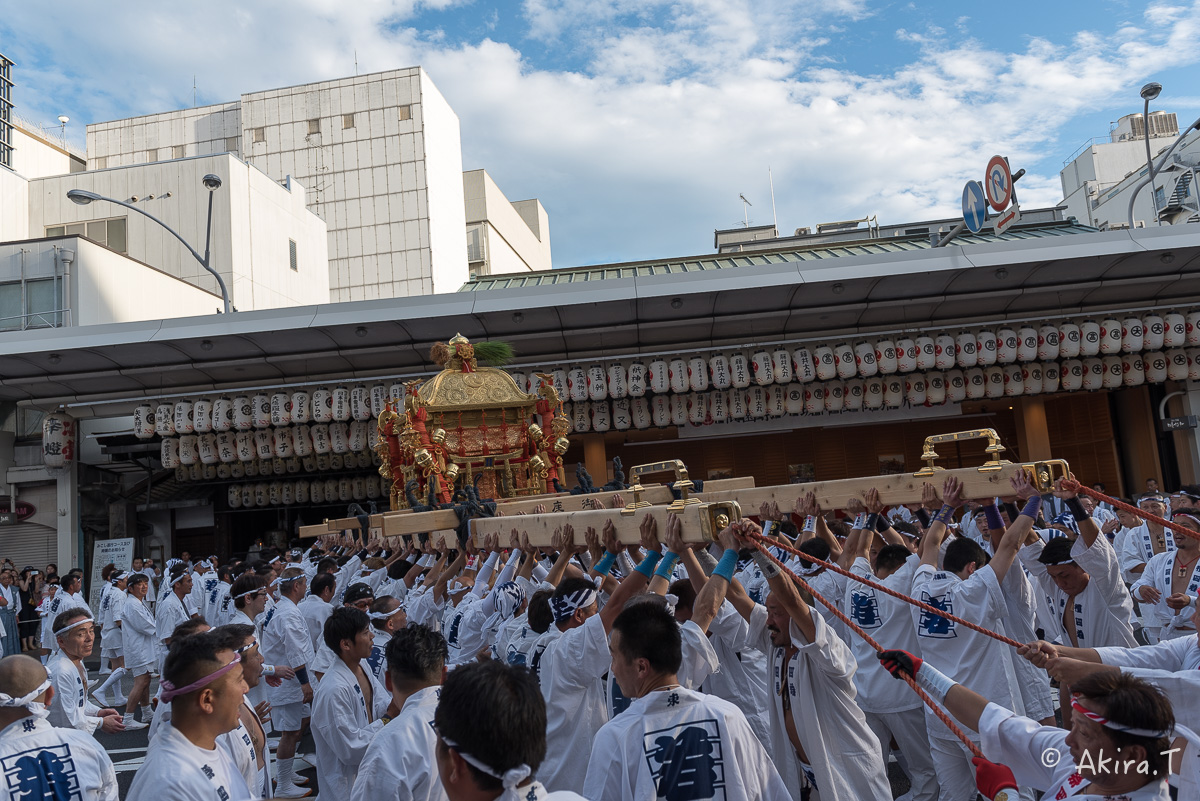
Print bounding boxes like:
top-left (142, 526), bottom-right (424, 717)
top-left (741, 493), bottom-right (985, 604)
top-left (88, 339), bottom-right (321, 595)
top-left (920, 478), bottom-right (961, 568)
top-left (990, 472), bottom-right (1042, 583)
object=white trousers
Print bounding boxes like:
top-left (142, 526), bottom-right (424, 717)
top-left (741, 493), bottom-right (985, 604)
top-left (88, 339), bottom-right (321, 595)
top-left (865, 707), bottom-right (940, 801)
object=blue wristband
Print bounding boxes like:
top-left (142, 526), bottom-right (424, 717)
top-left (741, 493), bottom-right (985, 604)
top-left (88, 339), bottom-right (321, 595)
top-left (594, 551), bottom-right (617, 576)
top-left (654, 552), bottom-right (680, 579)
top-left (983, 504), bottom-right (1005, 531)
top-left (295, 667), bottom-right (310, 685)
top-left (633, 551), bottom-right (662, 579)
top-left (712, 549), bottom-right (739, 582)
top-left (1019, 496), bottom-right (1042, 520)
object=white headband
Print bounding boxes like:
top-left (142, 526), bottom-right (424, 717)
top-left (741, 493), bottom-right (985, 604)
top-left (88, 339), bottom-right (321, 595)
top-left (53, 615), bottom-right (93, 637)
top-left (441, 735), bottom-right (531, 790)
top-left (0, 678), bottom-right (52, 709)
top-left (550, 587), bottom-right (598, 623)
top-left (368, 609), bottom-right (399, 621)
top-left (171, 572), bottom-right (189, 586)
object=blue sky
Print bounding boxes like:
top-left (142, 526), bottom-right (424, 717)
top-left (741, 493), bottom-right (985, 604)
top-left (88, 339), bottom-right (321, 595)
top-left (4, 0), bottom-right (1199, 269)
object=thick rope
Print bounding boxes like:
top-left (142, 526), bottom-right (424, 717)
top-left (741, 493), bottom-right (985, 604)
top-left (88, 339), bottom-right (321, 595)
top-left (747, 538), bottom-right (985, 760)
top-left (745, 530), bottom-right (1022, 649)
top-left (1064, 480), bottom-right (1200, 544)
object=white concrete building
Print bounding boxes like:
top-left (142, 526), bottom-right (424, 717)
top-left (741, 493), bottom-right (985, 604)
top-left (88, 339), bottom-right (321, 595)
top-left (1061, 110), bottom-right (1200, 230)
top-left (464, 169), bottom-right (551, 276)
top-left (87, 67), bottom-right (486, 301)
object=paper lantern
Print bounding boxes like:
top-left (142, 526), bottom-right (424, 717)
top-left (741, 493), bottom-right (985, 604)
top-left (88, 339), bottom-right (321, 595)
top-left (748, 352), bottom-right (772, 386)
top-left (160, 438), bottom-right (180, 469)
top-left (1079, 321), bottom-right (1101, 357)
top-left (955, 333), bottom-right (979, 368)
top-left (306, 481), bottom-right (321, 504)
top-left (228, 486), bottom-right (242, 509)
top-left (586, 366), bottom-right (608, 401)
top-left (1121, 317), bottom-right (1144, 354)
top-left (792, 348), bottom-right (817, 382)
top-left (612, 398), bottom-right (632, 430)
top-left (175, 465), bottom-right (188, 482)
top-left (1042, 362), bottom-right (1060, 394)
top-left (671, 358), bottom-right (692, 393)
top-left (1101, 356), bottom-right (1122, 389)
top-left (730, 353), bottom-right (751, 388)
top-left (1122, 354), bottom-right (1145, 387)
top-left (821, 380), bottom-right (842, 412)
top-left (706, 356), bottom-right (730, 390)
top-left (370, 385), bottom-right (387, 417)
top-left (648, 360), bottom-right (669, 394)
top-left (711, 390), bottom-right (730, 422)
top-left (1017, 327), bottom-right (1038, 362)
top-left (133, 405), bottom-right (156, 439)
top-left (1003, 364), bottom-right (1024, 397)
top-left (216, 431), bottom-right (237, 463)
top-left (811, 346), bottom-right (835, 381)
top-left (253, 483), bottom-right (268, 507)
top-left (607, 364), bottom-right (629, 398)
top-left (253, 429), bottom-right (273, 459)
top-left (965, 368), bottom-right (986, 400)
top-left (905, 374), bottom-right (927, 406)
top-left (927, 372), bottom-right (946, 405)
top-left (1061, 360), bottom-right (1084, 392)
top-left (1059, 323), bottom-right (1082, 358)
top-left (226, 396), bottom-right (249, 431)
top-left (271, 393), bottom-right (292, 427)
top-left (235, 431), bottom-right (255, 462)
top-left (348, 421), bottom-right (368, 452)
top-left (729, 387), bottom-right (748, 418)
top-left (1189, 349), bottom-right (1200, 381)
top-left (291, 391), bottom-right (311, 425)
top-left (295, 481), bottom-right (310, 504)
top-left (1164, 313), bottom-right (1187, 347)
top-left (665, 395), bottom-right (685, 426)
top-left (784, 386), bottom-right (804, 415)
top-left (174, 401), bottom-right (195, 434)
top-left (1023, 364), bottom-right (1043, 395)
top-left (313, 453), bottom-right (329, 473)
top-left (772, 349), bottom-right (793, 384)
top-left (934, 335), bottom-right (956, 369)
top-left (1082, 358), bottom-right (1104, 391)
top-left (574, 401), bottom-right (592, 432)
top-left (330, 422), bottom-right (350, 453)
top-left (915, 336), bottom-right (936, 371)
top-left (1167, 350), bottom-right (1190, 380)
top-left (312, 389), bottom-right (333, 423)
top-left (268, 457), bottom-right (284, 476)
top-left (844, 378), bottom-right (865, 411)
top-left (1098, 318), bottom-right (1122, 355)
top-left (883, 377), bottom-right (904, 408)
top-left (895, 339), bottom-right (917, 374)
top-left (212, 397), bottom-right (233, 432)
top-left (389, 383), bottom-right (406, 403)
top-left (864, 378), bottom-right (885, 410)
top-left (946, 369), bottom-right (967, 403)
top-left (193, 400), bottom-right (215, 434)
top-left (352, 477), bottom-right (367, 501)
top-left (688, 357), bottom-right (710, 392)
top-left (875, 340), bottom-right (899, 375)
top-left (995, 329), bottom-right (1018, 364)
top-left (985, 367), bottom-right (1006, 399)
top-left (1187, 312), bottom-right (1200, 345)
top-left (281, 482), bottom-right (295, 505)
top-left (155, 404), bottom-right (176, 436)
top-left (200, 464), bottom-right (214, 481)
top-left (510, 372), bottom-right (527, 394)
top-left (299, 455), bottom-right (315, 473)
top-left (247, 394), bottom-right (268, 428)
top-left (178, 434), bottom-right (198, 465)
top-left (854, 342), bottom-right (879, 377)
top-left (592, 402), bottom-right (612, 432)
top-left (832, 343), bottom-right (856, 379)
top-left (688, 393), bottom-right (708, 425)
top-left (216, 463), bottom-right (231, 480)
top-left (975, 330), bottom-right (998, 366)
top-left (245, 460), bottom-right (260, 478)
top-left (331, 387), bottom-right (351, 422)
top-left (1143, 315), bottom-right (1165, 351)
top-left (337, 478), bottom-right (351, 503)
top-left (1037, 326), bottom-right (1060, 360)
top-left (198, 433), bottom-right (219, 465)
top-left (651, 396), bottom-right (670, 427)
top-left (628, 362), bottom-right (648, 396)
top-left (805, 383), bottom-right (826, 414)
top-left (366, 476), bottom-right (381, 499)
top-left (631, 397), bottom-right (651, 428)
top-left (568, 367), bottom-right (589, 401)
top-left (762, 386), bottom-right (781, 417)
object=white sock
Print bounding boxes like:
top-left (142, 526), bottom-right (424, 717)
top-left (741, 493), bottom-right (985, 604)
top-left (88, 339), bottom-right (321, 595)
top-left (277, 757), bottom-right (294, 784)
top-left (94, 667), bottom-right (125, 696)
top-left (140, 704), bottom-right (153, 722)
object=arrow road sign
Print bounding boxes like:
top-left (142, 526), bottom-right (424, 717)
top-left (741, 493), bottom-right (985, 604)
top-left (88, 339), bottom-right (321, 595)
top-left (985, 155), bottom-right (1012, 212)
top-left (962, 181), bottom-right (988, 233)
top-left (994, 203), bottom-right (1022, 234)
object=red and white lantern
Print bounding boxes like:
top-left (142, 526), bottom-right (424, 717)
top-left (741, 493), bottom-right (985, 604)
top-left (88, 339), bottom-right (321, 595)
top-left (784, 386), bottom-right (804, 415)
top-left (631, 397), bottom-right (652, 428)
top-left (133, 405), bottom-right (156, 439)
top-left (271, 393), bottom-right (292, 427)
top-left (805, 383), bottom-right (826, 414)
top-left (1061, 360), bottom-right (1085, 392)
top-left (211, 398), bottom-right (232, 432)
top-left (1016, 327), bottom-right (1038, 362)
top-left (612, 398), bottom-right (632, 430)
top-left (174, 401), bottom-right (195, 434)
top-left (647, 360), bottom-right (669, 395)
top-left (946, 370), bottom-right (967, 403)
top-left (1101, 356), bottom-right (1123, 389)
top-left (844, 379), bottom-right (865, 411)
top-left (1003, 364), bottom-right (1024, 397)
top-left (915, 336), bottom-right (936, 371)
top-left (746, 387), bottom-right (768, 419)
top-left (792, 348), bottom-right (817, 382)
top-left (1042, 362), bottom-right (1061, 394)
top-left (895, 338), bottom-right (917, 373)
top-left (905, 374), bottom-right (927, 406)
top-left (1143, 315), bottom-right (1165, 351)
top-left (1167, 350), bottom-right (1189, 381)
top-left (708, 356), bottom-right (730, 390)
top-left (193, 400), bottom-right (213, 434)
top-left (160, 437), bottom-right (180, 469)
top-left (42, 412), bottom-right (76, 476)
top-left (587, 366), bottom-right (608, 401)
top-left (855, 342), bottom-right (879, 377)
top-left (1121, 317), bottom-right (1144, 353)
top-left (687, 393), bottom-right (708, 426)
top-left (592, 402), bottom-right (612, 432)
top-left (773, 349), bottom-right (793, 384)
top-left (216, 431), bottom-right (237, 463)
top-left (834, 343), bottom-right (857, 380)
top-left (1099, 318), bottom-right (1122, 355)
top-left (1079, 321), bottom-right (1101, 357)
top-left (651, 396), bottom-right (670, 427)
top-left (750, 352), bottom-right (774, 386)
top-left (628, 362), bottom-right (648, 396)
top-left (883, 377), bottom-right (904, 408)
top-left (252, 393), bottom-right (272, 427)
top-left (927, 372), bottom-right (946, 405)
top-left (1059, 323), bottom-right (1082, 358)
top-left (1082, 358), bottom-right (1104, 391)
top-left (568, 367), bottom-right (589, 401)
top-left (1187, 312), bottom-right (1200, 345)
top-left (155, 404), bottom-right (176, 436)
top-left (985, 367), bottom-right (1005, 399)
top-left (1023, 364), bottom-right (1043, 395)
top-left (965, 368), bottom-right (986, 400)
top-left (864, 378), bottom-right (885, 410)
top-left (711, 390), bottom-right (730, 423)
top-left (730, 354), bottom-right (751, 388)
top-left (814, 346), bottom-right (837, 381)
top-left (1037, 326), bottom-right (1061, 360)
top-left (607, 364), bottom-right (629, 398)
top-left (670, 395), bottom-right (689, 426)
top-left (348, 421), bottom-right (368, 452)
top-left (1122, 354), bottom-right (1145, 387)
top-left (370, 385), bottom-right (387, 418)
top-left (976, 330), bottom-right (998, 366)
top-left (688, 358), bottom-right (709, 392)
top-left (876, 340), bottom-right (899, 375)
top-left (822, 380), bottom-right (843, 412)
top-left (198, 433), bottom-right (219, 465)
top-left (178, 434), bottom-right (198, 465)
top-left (550, 369), bottom-right (569, 401)
top-left (1164, 313), bottom-right (1187, 348)
top-left (766, 386), bottom-right (785, 417)
top-left (996, 328), bottom-right (1018, 364)
top-left (934, 335), bottom-right (956, 369)
top-left (1189, 349), bottom-right (1200, 381)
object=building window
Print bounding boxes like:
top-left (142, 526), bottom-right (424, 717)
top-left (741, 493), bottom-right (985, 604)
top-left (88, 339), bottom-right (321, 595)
top-left (306, 118), bottom-right (321, 135)
top-left (398, 105), bottom-right (411, 122)
top-left (1155, 187), bottom-right (1166, 208)
top-left (225, 136), bottom-right (239, 153)
top-left (342, 113), bottom-right (354, 129)
top-left (146, 148), bottom-right (158, 162)
top-left (252, 127), bottom-right (266, 143)
top-left (94, 156), bottom-right (107, 169)
top-left (0, 53), bottom-right (13, 170)
top-left (45, 217), bottom-right (127, 254)
top-left (289, 239), bottom-right (298, 271)
top-left (0, 277), bottom-right (63, 331)
top-left (172, 145), bottom-right (186, 159)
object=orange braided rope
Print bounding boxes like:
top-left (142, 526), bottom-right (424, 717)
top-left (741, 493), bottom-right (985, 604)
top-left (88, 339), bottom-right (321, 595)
top-left (747, 538), bottom-right (986, 760)
top-left (745, 530), bottom-right (1023, 649)
top-left (1064, 479), bottom-right (1200, 543)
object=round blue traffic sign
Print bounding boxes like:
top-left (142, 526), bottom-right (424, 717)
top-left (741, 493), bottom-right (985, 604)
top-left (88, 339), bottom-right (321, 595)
top-left (962, 180), bottom-right (987, 234)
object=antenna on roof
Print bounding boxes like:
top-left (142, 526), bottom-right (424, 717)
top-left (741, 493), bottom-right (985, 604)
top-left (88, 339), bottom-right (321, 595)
top-left (739, 193), bottom-right (753, 227)
top-left (355, 50), bottom-right (359, 76)
top-left (768, 167), bottom-right (778, 231)
top-left (193, 76), bottom-right (197, 108)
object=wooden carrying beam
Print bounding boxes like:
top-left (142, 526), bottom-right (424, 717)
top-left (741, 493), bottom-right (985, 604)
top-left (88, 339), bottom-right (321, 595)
top-left (461, 459), bottom-right (1070, 548)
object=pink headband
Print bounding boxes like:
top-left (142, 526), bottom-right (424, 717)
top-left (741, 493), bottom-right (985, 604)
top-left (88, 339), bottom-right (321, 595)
top-left (160, 654), bottom-right (242, 703)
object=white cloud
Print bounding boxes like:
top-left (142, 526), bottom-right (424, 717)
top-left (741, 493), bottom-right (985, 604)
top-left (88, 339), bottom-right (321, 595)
top-left (3, 0), bottom-right (1199, 267)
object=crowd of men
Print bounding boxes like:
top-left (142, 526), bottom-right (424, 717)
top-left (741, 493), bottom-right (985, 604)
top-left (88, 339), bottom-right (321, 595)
top-left (2, 475), bottom-right (1200, 801)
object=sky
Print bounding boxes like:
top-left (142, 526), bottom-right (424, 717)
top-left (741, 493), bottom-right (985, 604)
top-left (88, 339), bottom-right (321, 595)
top-left (3, 0), bottom-right (1199, 269)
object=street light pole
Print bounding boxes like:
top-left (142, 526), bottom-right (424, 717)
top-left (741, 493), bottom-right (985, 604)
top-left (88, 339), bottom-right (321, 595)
top-left (66, 174), bottom-right (231, 313)
top-left (1141, 82), bottom-right (1162, 225)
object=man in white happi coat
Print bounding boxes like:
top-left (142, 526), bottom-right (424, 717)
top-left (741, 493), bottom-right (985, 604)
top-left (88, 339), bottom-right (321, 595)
top-left (127, 630), bottom-right (255, 801)
top-left (118, 572), bottom-right (157, 729)
top-left (204, 565), bottom-right (234, 626)
top-left (583, 600), bottom-right (790, 800)
top-left (878, 649), bottom-right (1175, 801)
top-left (156, 563), bottom-right (199, 673)
top-left (212, 623), bottom-right (275, 800)
top-left (1130, 509), bottom-right (1200, 642)
top-left (352, 624), bottom-right (449, 801)
top-left (1118, 494), bottom-right (1176, 583)
top-left (94, 570), bottom-right (128, 706)
top-left (258, 567), bottom-right (313, 797)
top-left (713, 521), bottom-right (891, 801)
top-left (365, 595), bottom-right (406, 685)
top-left (46, 608), bottom-right (125, 736)
top-left (0, 654), bottom-right (119, 801)
top-left (311, 606), bottom-right (389, 800)
top-left (297, 572), bottom-right (336, 652)
top-left (42, 573), bottom-right (88, 658)
top-left (434, 660), bottom-right (586, 801)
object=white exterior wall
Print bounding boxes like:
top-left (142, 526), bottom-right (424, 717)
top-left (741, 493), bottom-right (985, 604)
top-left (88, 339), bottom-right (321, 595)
top-left (86, 103), bottom-right (242, 169)
top-left (0, 167), bottom-right (28, 242)
top-left (12, 126), bottom-right (78, 179)
top-left (419, 71), bottom-right (467, 294)
top-left (27, 154), bottom-right (328, 310)
top-left (463, 169), bottom-right (551, 276)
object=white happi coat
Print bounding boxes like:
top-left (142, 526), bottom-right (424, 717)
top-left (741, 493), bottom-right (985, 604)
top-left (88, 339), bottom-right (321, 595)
top-left (204, 580), bottom-right (231, 626)
top-left (1117, 522), bottom-right (1174, 583)
top-left (1131, 549), bottom-right (1200, 639)
top-left (978, 703), bottom-right (1169, 801)
top-left (297, 593), bottom-right (332, 652)
top-left (98, 584), bottom-right (122, 654)
top-left (584, 686), bottom-right (791, 801)
top-left (1020, 535), bottom-right (1138, 649)
top-left (604, 619), bottom-right (719, 719)
top-left (155, 591), bottom-right (193, 664)
top-left (350, 685), bottom-right (447, 801)
top-left (218, 703), bottom-right (259, 799)
top-left (750, 604), bottom-right (891, 801)
top-left (0, 714), bottom-right (119, 801)
top-left (128, 721), bottom-right (256, 801)
top-left (367, 628), bottom-right (391, 685)
top-left (311, 656), bottom-right (388, 800)
top-left (1115, 666), bottom-right (1200, 799)
top-left (47, 653), bottom-right (103, 734)
top-left (699, 601), bottom-right (772, 748)
top-left (117, 592), bottom-right (157, 671)
top-left (259, 596), bottom-right (314, 706)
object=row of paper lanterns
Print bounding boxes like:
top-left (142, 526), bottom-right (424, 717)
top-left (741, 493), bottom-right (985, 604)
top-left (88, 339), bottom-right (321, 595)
top-left (158, 421), bottom-right (381, 467)
top-left (173, 451), bottom-right (377, 482)
top-left (553, 351), bottom-right (1200, 431)
top-left (510, 312), bottom-right (1200, 402)
top-left (224, 476), bottom-right (384, 508)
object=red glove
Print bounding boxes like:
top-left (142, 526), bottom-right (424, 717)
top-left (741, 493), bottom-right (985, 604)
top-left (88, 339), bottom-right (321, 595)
top-left (877, 649), bottom-right (923, 679)
top-left (972, 756), bottom-right (1018, 800)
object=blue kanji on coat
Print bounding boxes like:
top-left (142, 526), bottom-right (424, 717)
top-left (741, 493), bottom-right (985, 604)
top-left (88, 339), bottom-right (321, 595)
top-left (3, 744), bottom-right (82, 801)
top-left (850, 591), bottom-right (880, 628)
top-left (643, 720), bottom-right (726, 801)
top-left (917, 592), bottom-right (956, 638)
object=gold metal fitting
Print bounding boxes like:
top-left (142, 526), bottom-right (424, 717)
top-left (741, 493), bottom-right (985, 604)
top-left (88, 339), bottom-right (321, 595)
top-left (414, 449), bottom-right (434, 469)
top-left (443, 463), bottom-right (460, 483)
top-left (621, 460), bottom-right (701, 515)
top-left (699, 501), bottom-right (742, 542)
top-left (914, 428), bottom-right (1012, 476)
top-left (528, 455), bottom-right (545, 473)
top-left (431, 428), bottom-right (447, 446)
top-left (527, 423), bottom-right (543, 441)
top-left (553, 437), bottom-right (570, 455)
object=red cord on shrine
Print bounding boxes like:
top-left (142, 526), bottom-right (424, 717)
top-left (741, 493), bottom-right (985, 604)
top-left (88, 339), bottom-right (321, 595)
top-left (1063, 479), bottom-right (1200, 544)
top-left (747, 539), bottom-right (986, 760)
top-left (745, 531), bottom-right (1022, 649)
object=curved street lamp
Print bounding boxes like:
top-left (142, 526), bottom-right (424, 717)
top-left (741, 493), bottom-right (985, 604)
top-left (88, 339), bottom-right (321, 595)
top-left (66, 173), bottom-right (231, 313)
